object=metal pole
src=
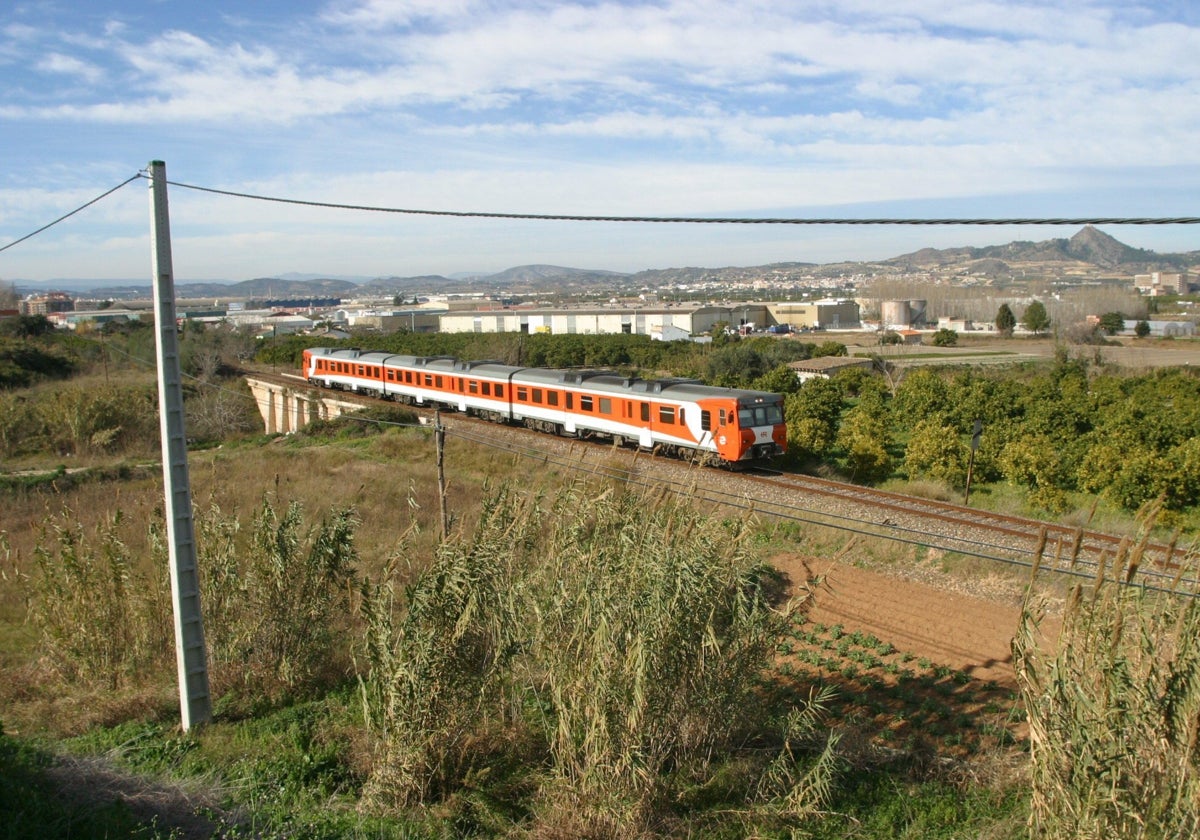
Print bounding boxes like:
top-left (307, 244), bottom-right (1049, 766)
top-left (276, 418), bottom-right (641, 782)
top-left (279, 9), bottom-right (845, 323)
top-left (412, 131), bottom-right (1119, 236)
top-left (149, 160), bottom-right (212, 731)
top-left (964, 419), bottom-right (982, 506)
top-left (435, 410), bottom-right (448, 540)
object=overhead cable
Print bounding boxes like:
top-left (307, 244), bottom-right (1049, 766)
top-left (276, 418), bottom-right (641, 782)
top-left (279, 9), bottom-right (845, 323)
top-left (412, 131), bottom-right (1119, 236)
top-left (0, 174), bottom-right (143, 254)
top-left (153, 175), bottom-right (1200, 227)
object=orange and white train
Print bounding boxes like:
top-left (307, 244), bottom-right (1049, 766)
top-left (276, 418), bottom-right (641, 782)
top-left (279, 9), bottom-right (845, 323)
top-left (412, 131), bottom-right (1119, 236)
top-left (302, 347), bottom-right (786, 465)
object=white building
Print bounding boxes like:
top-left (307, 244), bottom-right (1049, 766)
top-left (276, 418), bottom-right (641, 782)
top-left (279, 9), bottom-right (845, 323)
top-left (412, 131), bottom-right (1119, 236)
top-left (1134, 272), bottom-right (1189, 295)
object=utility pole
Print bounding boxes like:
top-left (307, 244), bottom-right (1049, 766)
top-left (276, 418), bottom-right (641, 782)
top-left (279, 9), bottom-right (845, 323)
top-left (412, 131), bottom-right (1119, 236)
top-left (149, 160), bottom-right (212, 731)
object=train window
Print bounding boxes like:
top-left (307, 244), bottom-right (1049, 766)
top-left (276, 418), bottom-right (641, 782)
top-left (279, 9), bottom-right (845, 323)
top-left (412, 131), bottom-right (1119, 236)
top-left (641, 402), bottom-right (649, 421)
top-left (517, 387), bottom-right (528, 401)
top-left (701, 410), bottom-right (712, 431)
top-left (532, 388), bottom-right (543, 404)
top-left (766, 404), bottom-right (783, 425)
top-left (424, 374), bottom-right (433, 386)
top-left (435, 376), bottom-right (443, 388)
top-left (599, 398), bottom-right (612, 415)
top-left (719, 408), bottom-right (727, 425)
top-left (659, 405), bottom-right (674, 424)
top-left (738, 408), bottom-right (754, 427)
top-left (548, 391), bottom-right (559, 407)
top-left (679, 407), bottom-right (686, 425)
top-left (468, 380), bottom-right (479, 394)
top-left (580, 395), bottom-right (594, 411)
top-left (482, 382), bottom-right (491, 395)
top-left (565, 393), bottom-right (573, 409)
top-left (496, 384), bottom-right (504, 398)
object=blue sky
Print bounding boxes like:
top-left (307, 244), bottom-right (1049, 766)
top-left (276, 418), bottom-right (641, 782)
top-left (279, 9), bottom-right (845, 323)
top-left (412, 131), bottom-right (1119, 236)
top-left (3, 0), bottom-right (1199, 283)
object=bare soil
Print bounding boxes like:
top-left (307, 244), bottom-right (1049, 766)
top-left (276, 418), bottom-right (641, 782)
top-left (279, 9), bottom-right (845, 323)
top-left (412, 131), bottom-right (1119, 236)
top-left (772, 554), bottom-right (1026, 687)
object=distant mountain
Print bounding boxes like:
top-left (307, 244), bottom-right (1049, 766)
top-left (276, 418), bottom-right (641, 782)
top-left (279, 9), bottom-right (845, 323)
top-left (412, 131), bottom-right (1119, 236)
top-left (887, 226), bottom-right (1193, 274)
top-left (354, 275), bottom-right (456, 295)
top-left (275, 272), bottom-right (373, 283)
top-left (13, 228), bottom-right (1197, 300)
top-left (631, 261), bottom-right (819, 286)
top-left (480, 265), bottom-right (629, 285)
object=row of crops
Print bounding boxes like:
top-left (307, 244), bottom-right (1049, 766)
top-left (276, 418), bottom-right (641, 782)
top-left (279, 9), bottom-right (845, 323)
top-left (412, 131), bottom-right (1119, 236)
top-left (766, 617), bottom-right (1024, 759)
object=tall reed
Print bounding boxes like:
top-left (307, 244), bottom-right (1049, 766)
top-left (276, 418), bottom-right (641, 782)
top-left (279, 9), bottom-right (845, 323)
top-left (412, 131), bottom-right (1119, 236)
top-left (1014, 535), bottom-right (1200, 838)
top-left (356, 481), bottom-right (834, 833)
top-left (357, 486), bottom-right (536, 807)
top-left (527, 485), bottom-right (809, 821)
top-left (29, 511), bottom-right (170, 687)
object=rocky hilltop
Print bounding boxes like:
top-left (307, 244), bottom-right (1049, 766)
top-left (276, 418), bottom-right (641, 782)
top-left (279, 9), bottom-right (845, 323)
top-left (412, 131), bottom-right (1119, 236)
top-left (885, 226), bottom-right (1193, 277)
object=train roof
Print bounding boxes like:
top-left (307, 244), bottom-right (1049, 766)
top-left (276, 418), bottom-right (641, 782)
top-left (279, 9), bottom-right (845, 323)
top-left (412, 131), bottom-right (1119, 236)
top-left (513, 367), bottom-right (781, 403)
top-left (305, 347), bottom-right (782, 404)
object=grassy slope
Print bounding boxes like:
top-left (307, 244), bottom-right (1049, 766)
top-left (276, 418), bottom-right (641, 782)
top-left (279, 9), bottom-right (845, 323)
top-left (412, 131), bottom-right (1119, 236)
top-left (0, 422), bottom-right (1030, 838)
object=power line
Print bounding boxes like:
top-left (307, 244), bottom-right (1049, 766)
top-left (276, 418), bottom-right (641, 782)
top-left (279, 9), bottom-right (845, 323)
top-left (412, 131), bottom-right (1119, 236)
top-left (154, 175), bottom-right (1200, 227)
top-left (0, 174), bottom-right (143, 254)
top-left (3, 171), bottom-right (1197, 257)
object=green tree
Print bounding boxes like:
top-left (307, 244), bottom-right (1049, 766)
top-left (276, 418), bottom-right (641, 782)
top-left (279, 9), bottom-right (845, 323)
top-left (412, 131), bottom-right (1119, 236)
top-left (0, 314), bottom-right (53, 338)
top-left (995, 303), bottom-right (1016, 336)
top-left (891, 368), bottom-right (953, 431)
top-left (836, 390), bottom-right (892, 482)
top-left (1021, 300), bottom-right (1051, 336)
top-left (903, 419), bottom-right (969, 486)
top-left (1135, 320), bottom-right (1151, 338)
top-left (931, 328), bottom-right (958, 347)
top-left (998, 433), bottom-right (1069, 512)
top-left (1097, 312), bottom-right (1125, 335)
top-left (785, 376), bottom-right (844, 461)
top-left (752, 363), bottom-right (802, 395)
top-left (813, 340), bottom-right (846, 358)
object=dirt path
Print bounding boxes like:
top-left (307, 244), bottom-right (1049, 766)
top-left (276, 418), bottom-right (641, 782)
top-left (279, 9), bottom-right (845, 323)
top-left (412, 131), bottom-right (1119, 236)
top-left (772, 555), bottom-right (1031, 687)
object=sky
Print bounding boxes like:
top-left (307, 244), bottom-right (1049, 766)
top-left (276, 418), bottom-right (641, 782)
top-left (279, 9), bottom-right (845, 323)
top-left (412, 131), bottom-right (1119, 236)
top-left (2, 0), bottom-right (1199, 284)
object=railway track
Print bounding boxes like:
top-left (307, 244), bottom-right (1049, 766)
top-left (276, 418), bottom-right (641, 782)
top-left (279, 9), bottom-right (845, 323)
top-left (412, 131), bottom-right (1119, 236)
top-left (731, 471), bottom-right (1194, 589)
top-left (255, 370), bottom-right (1199, 593)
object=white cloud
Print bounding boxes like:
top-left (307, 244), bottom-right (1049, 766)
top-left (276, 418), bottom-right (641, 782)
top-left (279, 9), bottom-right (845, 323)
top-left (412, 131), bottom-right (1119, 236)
top-left (36, 52), bottom-right (104, 83)
top-left (2, 0), bottom-right (1198, 281)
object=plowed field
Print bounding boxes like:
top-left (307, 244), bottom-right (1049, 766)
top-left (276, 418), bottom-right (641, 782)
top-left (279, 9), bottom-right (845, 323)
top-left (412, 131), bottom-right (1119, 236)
top-left (771, 555), bottom-right (1032, 687)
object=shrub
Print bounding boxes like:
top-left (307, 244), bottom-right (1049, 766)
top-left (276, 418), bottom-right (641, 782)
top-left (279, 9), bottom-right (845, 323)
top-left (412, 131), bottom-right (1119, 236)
top-left (357, 487), bottom-right (533, 807)
top-left (231, 499), bottom-right (358, 696)
top-left (28, 512), bottom-right (171, 687)
top-left (356, 483), bottom-right (837, 833)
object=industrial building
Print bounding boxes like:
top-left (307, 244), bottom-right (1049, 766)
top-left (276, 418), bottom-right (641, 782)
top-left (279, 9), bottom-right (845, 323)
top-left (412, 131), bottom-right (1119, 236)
top-left (437, 300), bottom-right (860, 338)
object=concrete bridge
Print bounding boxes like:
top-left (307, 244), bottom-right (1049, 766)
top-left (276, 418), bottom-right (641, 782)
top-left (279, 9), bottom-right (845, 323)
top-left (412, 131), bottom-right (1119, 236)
top-left (245, 376), bottom-right (365, 434)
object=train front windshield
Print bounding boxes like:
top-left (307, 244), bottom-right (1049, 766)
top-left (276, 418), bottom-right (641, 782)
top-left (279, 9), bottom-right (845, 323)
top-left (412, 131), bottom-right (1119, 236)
top-left (738, 404), bottom-right (783, 428)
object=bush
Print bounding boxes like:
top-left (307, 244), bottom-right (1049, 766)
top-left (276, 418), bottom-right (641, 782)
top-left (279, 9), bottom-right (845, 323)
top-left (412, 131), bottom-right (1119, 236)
top-left (357, 483), bottom-right (837, 833)
top-left (28, 512), bottom-right (171, 687)
top-left (930, 329), bottom-right (958, 347)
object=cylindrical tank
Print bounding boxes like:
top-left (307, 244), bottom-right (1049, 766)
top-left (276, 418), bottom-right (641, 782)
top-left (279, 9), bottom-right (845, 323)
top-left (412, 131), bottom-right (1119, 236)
top-left (907, 299), bottom-right (928, 326)
top-left (881, 300), bottom-right (911, 327)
